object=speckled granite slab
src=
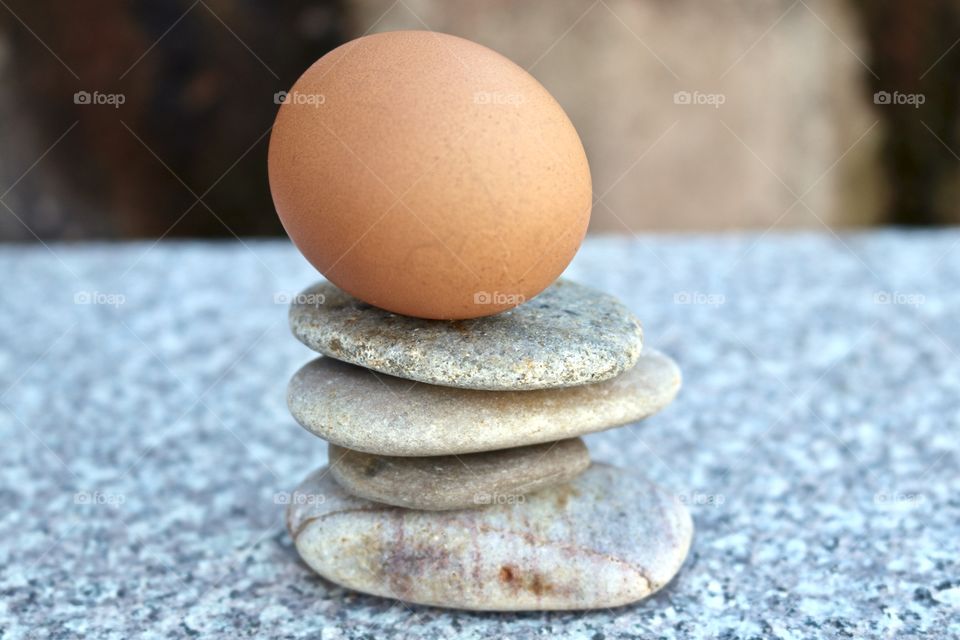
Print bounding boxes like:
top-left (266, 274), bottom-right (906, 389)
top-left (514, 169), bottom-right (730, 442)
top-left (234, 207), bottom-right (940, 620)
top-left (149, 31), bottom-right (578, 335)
top-left (4, 234), bottom-right (960, 638)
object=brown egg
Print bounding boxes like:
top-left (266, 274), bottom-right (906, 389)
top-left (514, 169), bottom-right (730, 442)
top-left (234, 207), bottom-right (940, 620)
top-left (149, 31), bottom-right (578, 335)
top-left (268, 31), bottom-right (591, 320)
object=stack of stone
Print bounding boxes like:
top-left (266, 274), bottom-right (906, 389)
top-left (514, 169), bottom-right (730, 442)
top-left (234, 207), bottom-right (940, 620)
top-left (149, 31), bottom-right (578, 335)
top-left (284, 278), bottom-right (692, 611)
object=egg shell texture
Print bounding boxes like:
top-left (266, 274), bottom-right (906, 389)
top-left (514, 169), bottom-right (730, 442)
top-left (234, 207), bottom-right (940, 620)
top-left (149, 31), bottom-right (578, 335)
top-left (268, 30), bottom-right (592, 319)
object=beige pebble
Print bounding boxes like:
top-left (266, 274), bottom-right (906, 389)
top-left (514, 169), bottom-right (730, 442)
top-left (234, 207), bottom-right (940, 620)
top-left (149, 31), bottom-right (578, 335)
top-left (287, 349), bottom-right (681, 456)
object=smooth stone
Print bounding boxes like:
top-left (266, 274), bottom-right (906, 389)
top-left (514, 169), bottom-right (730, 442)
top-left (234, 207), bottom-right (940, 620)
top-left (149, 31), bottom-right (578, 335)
top-left (286, 463), bottom-right (693, 611)
top-left (328, 438), bottom-right (590, 511)
top-left (287, 349), bottom-right (681, 456)
top-left (289, 278), bottom-right (643, 390)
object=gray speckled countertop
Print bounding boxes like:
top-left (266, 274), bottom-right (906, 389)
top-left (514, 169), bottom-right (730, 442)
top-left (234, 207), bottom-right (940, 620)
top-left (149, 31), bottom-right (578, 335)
top-left (2, 232), bottom-right (958, 639)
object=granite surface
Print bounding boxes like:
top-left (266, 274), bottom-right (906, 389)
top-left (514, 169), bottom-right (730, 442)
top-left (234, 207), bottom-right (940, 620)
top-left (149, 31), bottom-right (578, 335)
top-left (1, 232), bottom-right (958, 638)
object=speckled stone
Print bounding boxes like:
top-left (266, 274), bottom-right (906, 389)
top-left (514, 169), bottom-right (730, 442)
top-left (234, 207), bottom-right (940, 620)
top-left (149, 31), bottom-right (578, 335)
top-left (288, 349), bottom-right (680, 456)
top-left (328, 438), bottom-right (590, 511)
top-left (289, 278), bottom-right (643, 390)
top-left (287, 463), bottom-right (693, 611)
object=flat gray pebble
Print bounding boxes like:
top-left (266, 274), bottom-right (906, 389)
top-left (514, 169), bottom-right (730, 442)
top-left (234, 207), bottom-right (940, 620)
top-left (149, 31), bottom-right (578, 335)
top-left (328, 438), bottom-right (590, 511)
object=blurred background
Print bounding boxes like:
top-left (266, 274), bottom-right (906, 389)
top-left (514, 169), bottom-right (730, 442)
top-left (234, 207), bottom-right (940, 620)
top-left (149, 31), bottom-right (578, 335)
top-left (0, 0), bottom-right (958, 241)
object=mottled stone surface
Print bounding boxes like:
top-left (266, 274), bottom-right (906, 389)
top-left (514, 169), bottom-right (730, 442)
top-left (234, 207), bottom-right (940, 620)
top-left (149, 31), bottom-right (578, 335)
top-left (328, 438), bottom-right (590, 510)
top-left (289, 279), bottom-right (643, 390)
top-left (288, 349), bottom-right (680, 456)
top-left (5, 235), bottom-right (960, 638)
top-left (287, 463), bottom-right (692, 610)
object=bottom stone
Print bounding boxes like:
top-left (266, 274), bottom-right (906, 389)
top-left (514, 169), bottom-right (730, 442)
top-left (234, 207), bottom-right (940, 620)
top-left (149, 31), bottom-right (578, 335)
top-left (286, 463), bottom-right (693, 611)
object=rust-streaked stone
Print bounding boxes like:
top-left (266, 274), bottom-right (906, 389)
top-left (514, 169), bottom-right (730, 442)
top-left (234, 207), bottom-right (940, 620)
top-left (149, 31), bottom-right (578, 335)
top-left (286, 463), bottom-right (693, 610)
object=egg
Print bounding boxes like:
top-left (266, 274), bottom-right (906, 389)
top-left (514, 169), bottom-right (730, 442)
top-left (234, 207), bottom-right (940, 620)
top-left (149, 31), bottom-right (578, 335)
top-left (268, 31), bottom-right (591, 320)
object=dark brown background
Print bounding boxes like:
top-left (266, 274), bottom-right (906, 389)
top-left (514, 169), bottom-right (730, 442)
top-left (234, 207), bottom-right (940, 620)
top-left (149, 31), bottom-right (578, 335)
top-left (0, 0), bottom-right (958, 241)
